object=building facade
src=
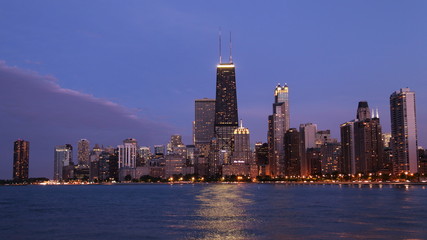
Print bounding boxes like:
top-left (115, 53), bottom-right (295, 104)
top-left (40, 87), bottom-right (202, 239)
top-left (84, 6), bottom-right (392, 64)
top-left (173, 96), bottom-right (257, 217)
top-left (284, 128), bottom-right (300, 177)
top-left (54, 144), bottom-right (73, 181)
top-left (77, 139), bottom-right (90, 168)
top-left (299, 123), bottom-right (317, 176)
top-left (210, 59), bottom-right (239, 175)
top-left (194, 98), bottom-right (215, 145)
top-left (118, 138), bottom-right (138, 169)
top-left (390, 88), bottom-right (418, 174)
top-left (13, 139), bottom-right (30, 180)
top-left (267, 84), bottom-right (290, 177)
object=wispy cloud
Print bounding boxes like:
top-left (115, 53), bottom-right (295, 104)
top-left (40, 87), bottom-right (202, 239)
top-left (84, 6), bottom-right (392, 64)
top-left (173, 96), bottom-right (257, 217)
top-left (24, 59), bottom-right (43, 65)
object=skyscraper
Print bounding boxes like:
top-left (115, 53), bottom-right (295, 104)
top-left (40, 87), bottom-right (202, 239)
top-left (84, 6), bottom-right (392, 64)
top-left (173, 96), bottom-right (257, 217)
top-left (284, 128), bottom-right (300, 177)
top-left (77, 139), bottom-right (90, 167)
top-left (340, 121), bottom-right (355, 175)
top-left (353, 110), bottom-right (384, 174)
top-left (194, 98), bottom-right (215, 145)
top-left (340, 101), bottom-right (384, 175)
top-left (255, 142), bottom-right (269, 176)
top-left (210, 42), bottom-right (239, 175)
top-left (267, 83), bottom-right (290, 177)
top-left (54, 144), bottom-right (73, 181)
top-left (89, 144), bottom-right (103, 181)
top-left (13, 139), bottom-right (29, 180)
top-left (231, 120), bottom-right (252, 165)
top-left (194, 98), bottom-right (215, 169)
top-left (299, 123), bottom-right (317, 176)
top-left (118, 138), bottom-right (138, 169)
top-left (222, 120), bottom-right (254, 176)
top-left (390, 88), bottom-right (418, 174)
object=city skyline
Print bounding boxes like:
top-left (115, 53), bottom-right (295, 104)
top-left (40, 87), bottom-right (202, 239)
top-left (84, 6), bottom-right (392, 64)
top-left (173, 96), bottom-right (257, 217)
top-left (1, 1), bottom-right (427, 178)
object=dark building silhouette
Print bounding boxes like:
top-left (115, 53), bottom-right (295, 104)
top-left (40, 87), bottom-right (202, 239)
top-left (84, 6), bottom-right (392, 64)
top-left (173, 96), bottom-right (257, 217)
top-left (255, 142), bottom-right (269, 176)
top-left (108, 149), bottom-right (119, 181)
top-left (194, 98), bottom-right (215, 171)
top-left (340, 121), bottom-right (355, 175)
top-left (98, 151), bottom-right (111, 181)
top-left (194, 98), bottom-right (215, 145)
top-left (13, 139), bottom-right (29, 180)
top-left (321, 142), bottom-right (341, 174)
top-left (356, 101), bottom-right (370, 121)
top-left (284, 128), bottom-right (300, 177)
top-left (210, 48), bottom-right (239, 175)
top-left (306, 148), bottom-right (322, 176)
top-left (353, 117), bottom-right (384, 174)
top-left (418, 148), bottom-right (427, 177)
top-left (299, 123), bottom-right (317, 176)
top-left (340, 101), bottom-right (384, 175)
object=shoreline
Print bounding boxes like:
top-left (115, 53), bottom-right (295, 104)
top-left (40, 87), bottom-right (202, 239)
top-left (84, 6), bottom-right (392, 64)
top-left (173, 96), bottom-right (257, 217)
top-left (2, 181), bottom-right (427, 186)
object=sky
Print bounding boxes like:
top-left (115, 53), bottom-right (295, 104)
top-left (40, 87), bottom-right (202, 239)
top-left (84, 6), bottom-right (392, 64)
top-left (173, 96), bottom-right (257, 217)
top-left (0, 1), bottom-right (426, 179)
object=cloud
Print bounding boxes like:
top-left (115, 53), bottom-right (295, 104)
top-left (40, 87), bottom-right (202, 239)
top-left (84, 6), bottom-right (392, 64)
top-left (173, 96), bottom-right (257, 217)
top-left (24, 60), bottom-right (43, 65)
top-left (0, 61), bottom-right (173, 179)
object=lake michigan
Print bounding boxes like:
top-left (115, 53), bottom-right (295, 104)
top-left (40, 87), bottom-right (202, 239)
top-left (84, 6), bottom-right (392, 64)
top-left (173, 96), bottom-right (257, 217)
top-left (1, 183), bottom-right (426, 239)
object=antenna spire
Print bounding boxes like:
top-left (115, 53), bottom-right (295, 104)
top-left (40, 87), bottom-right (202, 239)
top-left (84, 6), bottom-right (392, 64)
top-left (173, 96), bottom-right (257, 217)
top-left (240, 119), bottom-right (243, 128)
top-left (229, 32), bottom-right (233, 63)
top-left (219, 28), bottom-right (222, 64)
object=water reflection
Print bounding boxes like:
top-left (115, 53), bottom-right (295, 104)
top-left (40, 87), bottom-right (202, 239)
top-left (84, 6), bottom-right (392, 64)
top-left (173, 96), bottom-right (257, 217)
top-left (191, 184), bottom-right (255, 240)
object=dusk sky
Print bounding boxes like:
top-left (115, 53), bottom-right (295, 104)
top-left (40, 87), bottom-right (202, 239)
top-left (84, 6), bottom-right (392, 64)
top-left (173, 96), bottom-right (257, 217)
top-left (1, 1), bottom-right (426, 178)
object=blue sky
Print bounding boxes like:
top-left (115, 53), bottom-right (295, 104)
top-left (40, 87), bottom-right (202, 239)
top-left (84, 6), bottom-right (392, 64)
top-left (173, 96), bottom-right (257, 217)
top-left (1, 1), bottom-right (426, 178)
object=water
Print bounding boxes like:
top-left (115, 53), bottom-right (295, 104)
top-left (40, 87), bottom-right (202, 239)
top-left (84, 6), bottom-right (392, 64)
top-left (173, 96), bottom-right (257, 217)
top-left (1, 183), bottom-right (426, 239)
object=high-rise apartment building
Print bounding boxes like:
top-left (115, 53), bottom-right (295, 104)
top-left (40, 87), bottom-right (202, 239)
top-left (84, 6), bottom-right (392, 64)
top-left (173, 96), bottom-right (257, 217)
top-left (13, 139), bottom-right (29, 180)
top-left (268, 84), bottom-right (290, 177)
top-left (390, 88), bottom-right (418, 174)
top-left (118, 138), bottom-right (138, 169)
top-left (321, 142), bottom-right (341, 174)
top-left (77, 139), bottom-right (90, 167)
top-left (54, 144), bottom-right (73, 181)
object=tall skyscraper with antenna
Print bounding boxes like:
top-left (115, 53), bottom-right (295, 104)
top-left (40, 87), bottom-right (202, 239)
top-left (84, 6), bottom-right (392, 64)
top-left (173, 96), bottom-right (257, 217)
top-left (210, 32), bottom-right (239, 176)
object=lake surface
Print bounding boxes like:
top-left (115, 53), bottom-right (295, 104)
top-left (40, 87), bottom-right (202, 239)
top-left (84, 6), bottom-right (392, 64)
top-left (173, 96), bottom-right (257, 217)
top-left (1, 183), bottom-right (426, 239)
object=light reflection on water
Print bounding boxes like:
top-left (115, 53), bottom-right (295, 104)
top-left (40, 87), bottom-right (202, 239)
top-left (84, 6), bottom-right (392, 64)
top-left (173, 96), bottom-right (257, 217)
top-left (190, 184), bottom-right (256, 240)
